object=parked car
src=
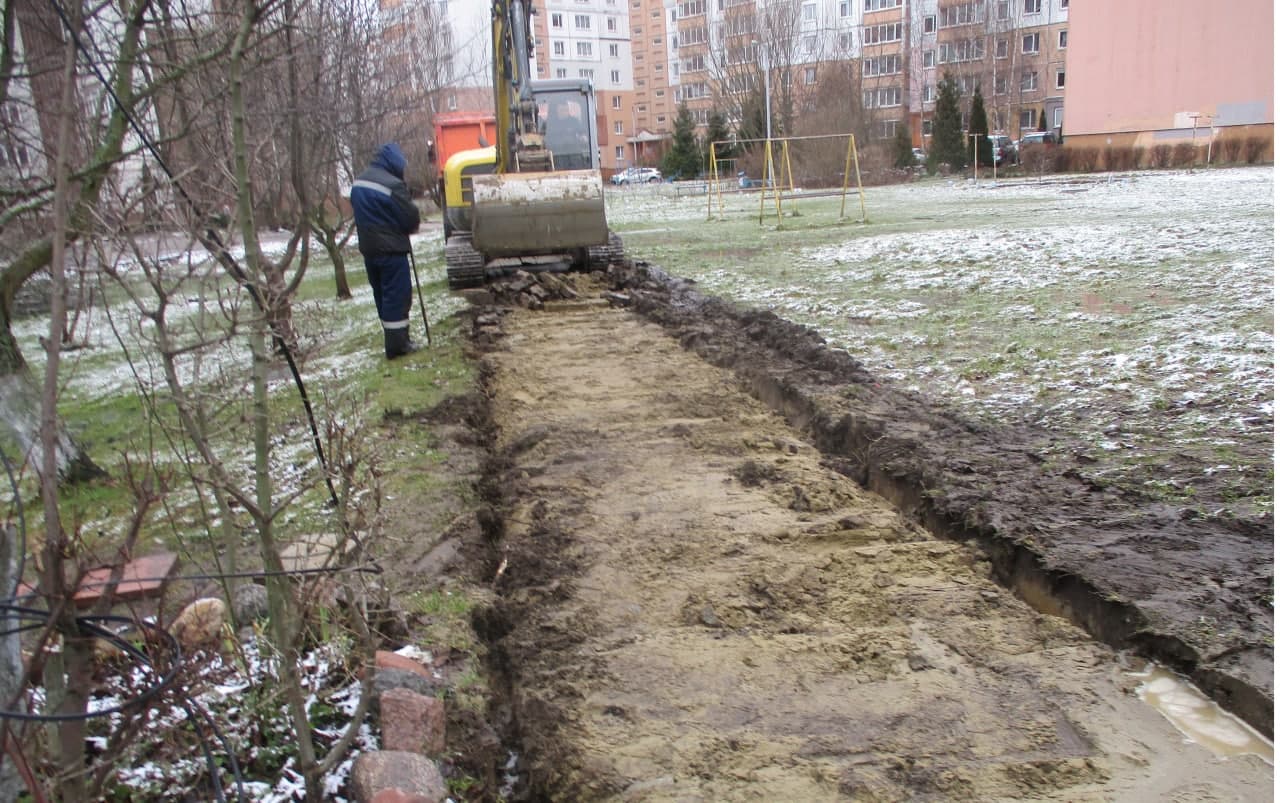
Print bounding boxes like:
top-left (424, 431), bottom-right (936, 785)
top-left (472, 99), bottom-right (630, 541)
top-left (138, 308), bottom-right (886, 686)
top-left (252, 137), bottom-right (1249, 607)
top-left (989, 135), bottom-right (1015, 165)
top-left (912, 147), bottom-right (927, 165)
top-left (610, 166), bottom-right (662, 185)
top-left (1015, 132), bottom-right (1056, 153)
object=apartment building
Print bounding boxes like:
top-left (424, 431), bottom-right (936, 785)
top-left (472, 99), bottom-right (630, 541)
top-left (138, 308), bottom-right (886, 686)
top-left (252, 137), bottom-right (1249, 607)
top-left (531, 0), bottom-right (675, 169)
top-left (1063, 0), bottom-right (1272, 149)
top-left (912, 0), bottom-right (1066, 147)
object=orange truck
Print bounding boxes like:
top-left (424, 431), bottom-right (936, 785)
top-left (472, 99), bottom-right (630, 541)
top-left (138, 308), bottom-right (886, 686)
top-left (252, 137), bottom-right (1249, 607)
top-left (429, 111), bottom-right (497, 204)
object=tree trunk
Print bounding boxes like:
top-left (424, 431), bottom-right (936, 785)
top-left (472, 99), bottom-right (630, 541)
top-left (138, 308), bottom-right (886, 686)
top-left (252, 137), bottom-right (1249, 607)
top-left (0, 527), bottom-right (28, 802)
top-left (311, 219), bottom-right (352, 300)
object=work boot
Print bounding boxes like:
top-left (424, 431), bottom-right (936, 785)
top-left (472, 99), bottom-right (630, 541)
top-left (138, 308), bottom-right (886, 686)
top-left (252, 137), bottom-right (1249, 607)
top-left (383, 327), bottom-right (419, 360)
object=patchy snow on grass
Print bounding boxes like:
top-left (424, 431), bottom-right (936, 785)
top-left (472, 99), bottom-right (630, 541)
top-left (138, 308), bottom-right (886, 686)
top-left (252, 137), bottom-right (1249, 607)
top-left (614, 167), bottom-right (1273, 515)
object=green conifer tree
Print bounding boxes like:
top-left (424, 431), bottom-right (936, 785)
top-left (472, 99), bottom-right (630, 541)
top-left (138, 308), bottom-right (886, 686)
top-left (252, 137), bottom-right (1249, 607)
top-left (928, 73), bottom-right (966, 171)
top-left (704, 109), bottom-right (735, 175)
top-left (969, 89), bottom-right (994, 167)
top-left (662, 104), bottom-right (703, 179)
top-left (892, 120), bottom-right (915, 168)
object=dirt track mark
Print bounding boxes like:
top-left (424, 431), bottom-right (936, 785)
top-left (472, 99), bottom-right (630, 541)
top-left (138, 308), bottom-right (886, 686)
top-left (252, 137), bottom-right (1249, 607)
top-left (481, 296), bottom-right (1271, 801)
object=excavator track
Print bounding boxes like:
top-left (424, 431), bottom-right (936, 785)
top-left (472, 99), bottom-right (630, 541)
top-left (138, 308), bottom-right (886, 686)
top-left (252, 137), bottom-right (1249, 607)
top-left (586, 231), bottom-right (625, 270)
top-left (445, 233), bottom-right (486, 289)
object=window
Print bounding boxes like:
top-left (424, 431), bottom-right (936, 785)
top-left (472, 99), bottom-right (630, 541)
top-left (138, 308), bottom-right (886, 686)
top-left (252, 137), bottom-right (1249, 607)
top-left (678, 26), bottom-right (708, 45)
top-left (1053, 107), bottom-right (1063, 127)
top-left (862, 86), bottom-right (902, 108)
top-left (611, 69), bottom-right (621, 82)
top-left (1020, 108), bottom-right (1037, 129)
top-left (615, 146), bottom-right (625, 160)
top-left (923, 49), bottom-right (935, 68)
top-left (577, 41), bottom-right (593, 57)
top-left (994, 74), bottom-right (1007, 94)
top-left (863, 22), bottom-right (903, 45)
top-left (1024, 0), bottom-right (1041, 12)
top-left (877, 119), bottom-right (898, 139)
top-left (839, 32), bottom-right (853, 50)
top-left (803, 35), bottom-right (816, 54)
top-left (612, 96), bottom-right (622, 109)
top-left (657, 115), bottom-right (666, 123)
top-left (1060, 0), bottom-right (1067, 6)
top-left (804, 66), bottom-right (817, 84)
top-left (996, 1), bottom-right (1010, 19)
top-left (839, 0), bottom-right (852, 16)
top-left (580, 68), bottom-right (594, 79)
top-left (1021, 70), bottom-right (1038, 91)
top-left (863, 53), bottom-right (901, 76)
top-left (607, 17), bottom-right (617, 31)
top-left (940, 3), bottom-right (981, 27)
top-left (447, 94), bottom-right (457, 110)
top-left (656, 89), bottom-right (664, 96)
top-left (556, 68), bottom-right (568, 78)
top-left (1022, 32), bottom-right (1040, 53)
top-left (1058, 30), bottom-right (1067, 48)
top-left (863, 0), bottom-right (901, 9)
top-left (922, 84), bottom-right (934, 102)
top-left (802, 2), bottom-right (816, 21)
top-left (995, 39), bottom-right (1008, 58)
top-left (609, 43), bottom-right (620, 57)
top-left (923, 15), bottom-right (935, 33)
top-left (1055, 69), bottom-right (1065, 89)
top-left (614, 121), bottom-right (624, 134)
top-left (554, 41), bottom-right (565, 56)
top-left (922, 119), bottom-right (933, 136)
top-left (551, 13), bottom-right (563, 28)
top-left (939, 39), bottom-right (983, 63)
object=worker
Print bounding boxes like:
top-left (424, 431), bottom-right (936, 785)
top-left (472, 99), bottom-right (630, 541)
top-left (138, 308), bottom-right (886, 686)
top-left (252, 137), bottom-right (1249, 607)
top-left (544, 98), bottom-right (590, 168)
top-left (350, 142), bottom-right (422, 359)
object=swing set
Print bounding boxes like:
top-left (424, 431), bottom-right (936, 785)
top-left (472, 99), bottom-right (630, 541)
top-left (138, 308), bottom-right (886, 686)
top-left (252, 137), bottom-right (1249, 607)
top-left (706, 133), bottom-right (869, 225)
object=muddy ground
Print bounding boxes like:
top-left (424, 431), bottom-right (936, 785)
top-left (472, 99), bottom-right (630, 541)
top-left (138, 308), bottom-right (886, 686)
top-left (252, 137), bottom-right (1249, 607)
top-left (447, 266), bottom-right (1272, 800)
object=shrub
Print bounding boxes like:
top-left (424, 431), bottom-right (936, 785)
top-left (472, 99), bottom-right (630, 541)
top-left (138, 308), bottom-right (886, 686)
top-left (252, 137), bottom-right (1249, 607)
top-left (1101, 146), bottom-right (1139, 172)
top-left (1131, 146), bottom-right (1147, 169)
top-left (1171, 142), bottom-right (1196, 166)
top-left (1149, 144), bottom-right (1173, 168)
top-left (1051, 148), bottom-right (1071, 173)
top-left (1243, 136), bottom-right (1271, 164)
top-left (1067, 146), bottom-right (1098, 172)
top-left (1216, 137), bottom-right (1242, 164)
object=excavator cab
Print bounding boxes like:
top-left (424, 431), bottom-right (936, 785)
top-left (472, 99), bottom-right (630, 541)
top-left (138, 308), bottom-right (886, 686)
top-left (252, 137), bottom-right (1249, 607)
top-left (442, 79), bottom-right (618, 288)
top-left (537, 82), bottom-right (598, 171)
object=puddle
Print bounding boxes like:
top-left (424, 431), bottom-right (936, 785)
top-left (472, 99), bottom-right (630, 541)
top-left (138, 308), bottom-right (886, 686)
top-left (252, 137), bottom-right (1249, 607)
top-left (1130, 663), bottom-right (1273, 764)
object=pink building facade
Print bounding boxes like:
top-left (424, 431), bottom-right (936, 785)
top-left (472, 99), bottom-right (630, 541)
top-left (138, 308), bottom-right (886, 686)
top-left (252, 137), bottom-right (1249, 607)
top-left (1063, 0), bottom-right (1273, 148)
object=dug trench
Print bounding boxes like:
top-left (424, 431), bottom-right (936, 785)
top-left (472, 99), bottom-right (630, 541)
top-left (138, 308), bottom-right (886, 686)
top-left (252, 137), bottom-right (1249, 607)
top-left (457, 265), bottom-right (1272, 800)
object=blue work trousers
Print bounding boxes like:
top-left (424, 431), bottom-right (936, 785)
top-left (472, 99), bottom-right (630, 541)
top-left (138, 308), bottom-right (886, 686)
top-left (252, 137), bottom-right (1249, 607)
top-left (365, 253), bottom-right (412, 330)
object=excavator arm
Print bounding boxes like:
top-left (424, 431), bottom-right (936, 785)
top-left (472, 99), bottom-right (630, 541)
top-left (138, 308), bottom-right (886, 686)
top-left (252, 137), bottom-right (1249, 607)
top-left (491, 0), bottom-right (550, 173)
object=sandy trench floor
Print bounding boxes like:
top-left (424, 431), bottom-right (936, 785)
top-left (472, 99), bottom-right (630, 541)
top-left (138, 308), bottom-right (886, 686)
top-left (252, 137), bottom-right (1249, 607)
top-left (483, 297), bottom-right (1272, 802)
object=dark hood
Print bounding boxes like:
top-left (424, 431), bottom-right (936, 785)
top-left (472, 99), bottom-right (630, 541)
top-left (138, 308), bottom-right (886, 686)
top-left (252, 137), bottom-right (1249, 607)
top-left (373, 142), bottom-right (407, 179)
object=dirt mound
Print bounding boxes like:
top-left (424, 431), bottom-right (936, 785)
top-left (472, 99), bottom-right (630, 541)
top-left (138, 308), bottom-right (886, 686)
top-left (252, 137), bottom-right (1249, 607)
top-left (602, 260), bottom-right (1272, 736)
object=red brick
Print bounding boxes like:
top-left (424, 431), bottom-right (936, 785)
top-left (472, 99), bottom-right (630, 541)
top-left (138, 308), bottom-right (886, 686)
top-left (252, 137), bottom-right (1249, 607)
top-left (375, 650), bottom-right (432, 680)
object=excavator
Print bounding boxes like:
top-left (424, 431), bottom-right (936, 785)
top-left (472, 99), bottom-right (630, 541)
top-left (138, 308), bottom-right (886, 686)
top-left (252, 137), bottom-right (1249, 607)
top-left (441, 0), bottom-right (623, 289)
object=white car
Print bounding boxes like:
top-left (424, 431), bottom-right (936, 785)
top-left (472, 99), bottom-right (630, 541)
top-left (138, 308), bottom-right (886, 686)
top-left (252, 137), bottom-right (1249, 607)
top-left (610, 167), bottom-right (663, 185)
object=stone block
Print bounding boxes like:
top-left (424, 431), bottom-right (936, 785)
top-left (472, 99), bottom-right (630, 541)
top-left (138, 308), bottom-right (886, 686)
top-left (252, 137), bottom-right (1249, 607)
top-left (349, 751), bottom-right (446, 803)
top-left (380, 687), bottom-right (446, 756)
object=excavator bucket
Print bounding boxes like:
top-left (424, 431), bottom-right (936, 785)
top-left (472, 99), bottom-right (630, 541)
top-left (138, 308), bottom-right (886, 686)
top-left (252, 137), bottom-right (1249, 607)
top-left (471, 170), bottom-right (609, 258)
